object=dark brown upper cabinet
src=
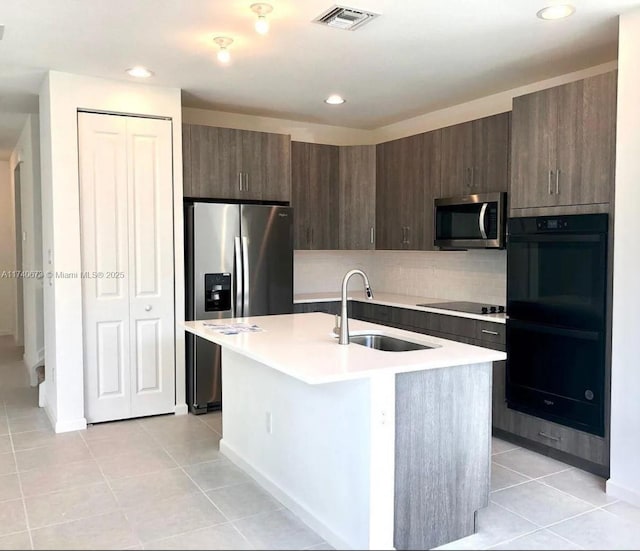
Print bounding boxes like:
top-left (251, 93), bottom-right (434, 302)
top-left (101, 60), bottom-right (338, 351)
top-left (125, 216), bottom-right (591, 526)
top-left (439, 113), bottom-right (510, 198)
top-left (339, 145), bottom-right (376, 250)
top-left (183, 124), bottom-right (291, 202)
top-left (291, 142), bottom-right (339, 250)
top-left (511, 71), bottom-right (616, 210)
top-left (376, 131), bottom-right (441, 251)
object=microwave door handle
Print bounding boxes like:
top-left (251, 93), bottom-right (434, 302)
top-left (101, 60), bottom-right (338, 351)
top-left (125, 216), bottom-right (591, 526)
top-left (479, 203), bottom-right (489, 240)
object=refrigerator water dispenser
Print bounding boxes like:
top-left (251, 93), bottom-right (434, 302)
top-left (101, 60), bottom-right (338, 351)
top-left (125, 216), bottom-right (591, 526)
top-left (204, 273), bottom-right (231, 312)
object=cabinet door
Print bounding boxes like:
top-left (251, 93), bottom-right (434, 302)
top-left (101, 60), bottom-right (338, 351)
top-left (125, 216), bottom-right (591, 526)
top-left (472, 112), bottom-right (511, 193)
top-left (510, 89), bottom-right (558, 209)
top-left (190, 125), bottom-right (243, 199)
top-left (239, 130), bottom-right (267, 201)
top-left (375, 140), bottom-right (404, 250)
top-left (182, 124), bottom-right (193, 197)
top-left (422, 129), bottom-right (441, 251)
top-left (291, 142), bottom-right (339, 250)
top-left (260, 132), bottom-right (291, 202)
top-left (578, 71), bottom-right (617, 205)
top-left (439, 121), bottom-right (473, 197)
top-left (339, 145), bottom-right (376, 250)
top-left (291, 142), bottom-right (311, 249)
top-left (555, 80), bottom-right (584, 206)
top-left (308, 143), bottom-right (339, 249)
top-left (241, 130), bottom-right (291, 202)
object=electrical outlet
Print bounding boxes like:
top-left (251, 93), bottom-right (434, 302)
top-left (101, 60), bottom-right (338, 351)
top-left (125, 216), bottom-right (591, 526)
top-left (265, 411), bottom-right (273, 434)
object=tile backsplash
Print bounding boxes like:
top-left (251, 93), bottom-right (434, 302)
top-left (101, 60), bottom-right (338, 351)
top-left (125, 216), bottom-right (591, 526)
top-left (294, 250), bottom-right (507, 305)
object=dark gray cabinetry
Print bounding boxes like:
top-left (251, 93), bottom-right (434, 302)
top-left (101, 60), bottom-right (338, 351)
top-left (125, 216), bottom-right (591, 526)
top-left (375, 131), bottom-right (441, 251)
top-left (510, 71), bottom-right (617, 212)
top-left (182, 124), bottom-right (291, 202)
top-left (292, 301), bottom-right (341, 315)
top-left (439, 113), bottom-right (511, 197)
top-left (291, 142), bottom-right (340, 250)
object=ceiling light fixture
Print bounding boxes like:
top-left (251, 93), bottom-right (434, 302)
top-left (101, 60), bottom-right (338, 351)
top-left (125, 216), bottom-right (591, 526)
top-left (325, 94), bottom-right (346, 105)
top-left (251, 3), bottom-right (273, 35)
top-left (126, 66), bottom-right (154, 78)
top-left (536, 4), bottom-right (575, 20)
top-left (213, 36), bottom-right (234, 64)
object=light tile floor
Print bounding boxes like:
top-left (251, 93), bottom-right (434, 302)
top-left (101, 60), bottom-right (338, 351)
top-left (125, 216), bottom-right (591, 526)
top-left (2, 336), bottom-right (640, 550)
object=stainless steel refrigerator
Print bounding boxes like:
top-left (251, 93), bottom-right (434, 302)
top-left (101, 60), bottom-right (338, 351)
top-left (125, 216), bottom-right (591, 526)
top-left (185, 202), bottom-right (293, 413)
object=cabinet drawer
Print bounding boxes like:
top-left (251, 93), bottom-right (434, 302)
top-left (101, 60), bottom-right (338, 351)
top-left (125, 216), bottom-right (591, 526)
top-left (427, 312), bottom-right (477, 339)
top-left (475, 322), bottom-right (506, 345)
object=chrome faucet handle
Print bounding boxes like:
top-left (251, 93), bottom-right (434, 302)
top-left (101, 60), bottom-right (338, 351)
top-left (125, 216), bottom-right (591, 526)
top-left (365, 285), bottom-right (374, 299)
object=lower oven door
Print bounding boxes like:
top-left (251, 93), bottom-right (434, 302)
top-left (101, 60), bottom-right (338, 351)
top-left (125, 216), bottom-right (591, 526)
top-left (506, 319), bottom-right (605, 436)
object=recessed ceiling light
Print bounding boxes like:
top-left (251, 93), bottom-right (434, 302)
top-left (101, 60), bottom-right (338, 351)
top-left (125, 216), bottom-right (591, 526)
top-left (126, 66), bottom-right (154, 78)
top-left (325, 94), bottom-right (345, 105)
top-left (536, 4), bottom-right (575, 20)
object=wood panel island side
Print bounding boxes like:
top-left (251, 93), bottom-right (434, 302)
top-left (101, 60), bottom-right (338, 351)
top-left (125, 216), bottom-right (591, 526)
top-left (185, 313), bottom-right (506, 550)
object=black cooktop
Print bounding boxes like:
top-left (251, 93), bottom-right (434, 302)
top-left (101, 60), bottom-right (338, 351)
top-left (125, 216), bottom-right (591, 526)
top-left (417, 301), bottom-right (505, 315)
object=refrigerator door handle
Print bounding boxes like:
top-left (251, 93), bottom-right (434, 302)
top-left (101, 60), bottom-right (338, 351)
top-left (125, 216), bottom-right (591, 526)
top-left (241, 236), bottom-right (250, 316)
top-left (234, 236), bottom-right (243, 316)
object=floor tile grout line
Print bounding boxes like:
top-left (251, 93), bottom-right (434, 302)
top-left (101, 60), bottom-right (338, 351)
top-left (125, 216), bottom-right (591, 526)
top-left (4, 399), bottom-right (34, 550)
top-left (137, 414), bottom-right (258, 549)
top-left (78, 428), bottom-right (144, 549)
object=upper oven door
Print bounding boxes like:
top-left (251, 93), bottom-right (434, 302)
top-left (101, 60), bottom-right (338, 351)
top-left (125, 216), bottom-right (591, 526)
top-left (507, 231), bottom-right (607, 330)
top-left (434, 192), bottom-right (505, 249)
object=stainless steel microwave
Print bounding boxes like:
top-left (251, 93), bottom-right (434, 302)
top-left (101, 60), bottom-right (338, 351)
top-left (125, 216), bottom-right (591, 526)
top-left (434, 192), bottom-right (507, 249)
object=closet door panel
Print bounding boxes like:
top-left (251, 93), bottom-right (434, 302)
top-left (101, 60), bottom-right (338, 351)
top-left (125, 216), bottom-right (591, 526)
top-left (126, 117), bottom-right (175, 417)
top-left (78, 113), bottom-right (132, 422)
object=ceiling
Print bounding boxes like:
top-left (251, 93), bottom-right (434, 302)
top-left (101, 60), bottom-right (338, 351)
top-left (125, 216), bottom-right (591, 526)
top-left (0, 0), bottom-right (638, 159)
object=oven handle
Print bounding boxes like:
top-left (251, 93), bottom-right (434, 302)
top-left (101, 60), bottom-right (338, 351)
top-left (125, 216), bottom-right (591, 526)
top-left (508, 233), bottom-right (604, 243)
top-left (479, 203), bottom-right (488, 240)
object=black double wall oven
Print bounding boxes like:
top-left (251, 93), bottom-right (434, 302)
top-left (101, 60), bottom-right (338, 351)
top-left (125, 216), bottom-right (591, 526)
top-left (506, 214), bottom-right (608, 436)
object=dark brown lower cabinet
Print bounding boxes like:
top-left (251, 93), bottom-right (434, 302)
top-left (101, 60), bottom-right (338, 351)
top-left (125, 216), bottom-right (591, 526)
top-left (347, 301), bottom-right (609, 476)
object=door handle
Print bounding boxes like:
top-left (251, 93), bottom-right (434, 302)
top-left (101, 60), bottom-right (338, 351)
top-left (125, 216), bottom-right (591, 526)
top-left (144, 305), bottom-right (152, 312)
top-left (234, 236), bottom-right (243, 316)
top-left (479, 203), bottom-right (488, 240)
top-left (548, 170), bottom-right (554, 195)
top-left (555, 169), bottom-right (560, 195)
top-left (242, 236), bottom-right (250, 316)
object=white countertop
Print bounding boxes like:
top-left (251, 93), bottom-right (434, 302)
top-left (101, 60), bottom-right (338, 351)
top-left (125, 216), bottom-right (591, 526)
top-left (294, 291), bottom-right (507, 324)
top-left (185, 313), bottom-right (506, 385)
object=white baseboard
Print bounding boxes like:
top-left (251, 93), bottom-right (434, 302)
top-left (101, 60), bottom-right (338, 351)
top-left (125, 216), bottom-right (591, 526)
top-left (174, 403), bottom-right (189, 415)
top-left (43, 405), bottom-right (87, 433)
top-left (220, 440), bottom-right (351, 551)
top-left (606, 479), bottom-right (640, 508)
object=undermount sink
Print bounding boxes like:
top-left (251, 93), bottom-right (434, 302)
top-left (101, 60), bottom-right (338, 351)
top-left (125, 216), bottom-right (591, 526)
top-left (348, 333), bottom-right (434, 352)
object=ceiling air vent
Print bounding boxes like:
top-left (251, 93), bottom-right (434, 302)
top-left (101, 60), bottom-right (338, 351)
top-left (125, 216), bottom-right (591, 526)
top-left (313, 5), bottom-right (380, 31)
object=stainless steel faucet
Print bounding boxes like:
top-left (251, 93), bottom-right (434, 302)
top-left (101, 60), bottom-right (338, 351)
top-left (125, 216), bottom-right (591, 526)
top-left (337, 269), bottom-right (373, 345)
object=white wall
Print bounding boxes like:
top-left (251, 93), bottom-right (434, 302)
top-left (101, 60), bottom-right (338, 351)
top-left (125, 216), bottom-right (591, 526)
top-left (0, 160), bottom-right (16, 336)
top-left (39, 71), bottom-right (185, 433)
top-left (10, 115), bottom-right (44, 376)
top-left (295, 250), bottom-right (507, 306)
top-left (607, 10), bottom-right (640, 507)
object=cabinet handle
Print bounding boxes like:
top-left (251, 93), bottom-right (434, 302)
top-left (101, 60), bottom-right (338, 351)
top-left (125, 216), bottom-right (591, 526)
top-left (548, 170), bottom-right (554, 195)
top-left (245, 172), bottom-right (249, 192)
top-left (310, 227), bottom-right (314, 247)
top-left (370, 226), bottom-right (375, 245)
top-left (538, 431), bottom-right (561, 442)
top-left (405, 226), bottom-right (410, 245)
top-left (481, 329), bottom-right (499, 336)
top-left (466, 167), bottom-right (472, 188)
top-left (555, 169), bottom-right (560, 195)
top-left (238, 172), bottom-right (243, 192)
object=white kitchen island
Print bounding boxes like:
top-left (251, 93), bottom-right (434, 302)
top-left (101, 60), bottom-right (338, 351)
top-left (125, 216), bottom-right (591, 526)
top-left (185, 313), bottom-right (506, 550)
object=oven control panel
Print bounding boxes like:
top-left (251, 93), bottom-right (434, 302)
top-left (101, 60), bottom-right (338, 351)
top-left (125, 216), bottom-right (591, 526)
top-left (537, 218), bottom-right (569, 231)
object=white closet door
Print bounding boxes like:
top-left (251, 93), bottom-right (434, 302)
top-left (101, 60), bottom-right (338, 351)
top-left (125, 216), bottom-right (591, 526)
top-left (79, 113), bottom-right (132, 422)
top-left (79, 113), bottom-right (175, 423)
top-left (126, 117), bottom-right (175, 418)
